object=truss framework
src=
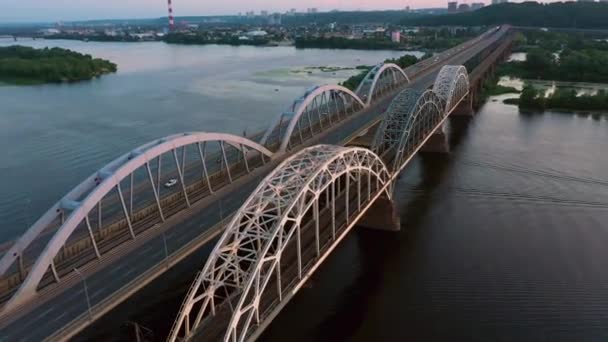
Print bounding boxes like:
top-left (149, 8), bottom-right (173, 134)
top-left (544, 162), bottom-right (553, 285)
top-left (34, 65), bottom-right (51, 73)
top-left (355, 63), bottom-right (410, 106)
top-left (168, 145), bottom-right (390, 342)
top-left (1, 132), bottom-right (273, 312)
top-left (260, 85), bottom-right (365, 154)
top-left (371, 65), bottom-right (470, 172)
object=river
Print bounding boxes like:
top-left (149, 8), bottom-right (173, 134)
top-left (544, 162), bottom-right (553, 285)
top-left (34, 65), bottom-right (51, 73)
top-left (0, 38), bottom-right (412, 245)
top-left (2, 42), bottom-right (608, 341)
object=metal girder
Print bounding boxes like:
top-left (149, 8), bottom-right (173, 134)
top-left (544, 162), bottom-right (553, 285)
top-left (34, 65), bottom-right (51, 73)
top-left (432, 65), bottom-right (470, 113)
top-left (355, 63), bottom-right (410, 106)
top-left (1, 132), bottom-right (274, 313)
top-left (168, 145), bottom-right (391, 342)
top-left (372, 65), bottom-right (470, 172)
top-left (260, 85), bottom-right (365, 154)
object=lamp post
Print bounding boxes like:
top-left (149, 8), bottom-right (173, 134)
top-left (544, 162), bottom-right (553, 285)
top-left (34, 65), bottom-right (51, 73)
top-left (74, 268), bottom-right (92, 321)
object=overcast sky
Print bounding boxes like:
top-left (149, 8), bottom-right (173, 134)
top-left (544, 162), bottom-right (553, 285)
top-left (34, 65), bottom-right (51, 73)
top-left (4, 0), bottom-right (488, 22)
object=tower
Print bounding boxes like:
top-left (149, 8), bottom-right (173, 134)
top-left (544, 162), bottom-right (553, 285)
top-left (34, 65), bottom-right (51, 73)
top-left (167, 0), bottom-right (175, 30)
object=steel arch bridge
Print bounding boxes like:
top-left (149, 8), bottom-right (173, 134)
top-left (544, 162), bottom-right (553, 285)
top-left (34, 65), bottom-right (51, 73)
top-left (372, 65), bottom-right (470, 172)
top-left (0, 132), bottom-right (273, 311)
top-left (260, 85), bottom-right (365, 154)
top-left (432, 65), bottom-right (470, 113)
top-left (355, 63), bottom-right (410, 106)
top-left (371, 89), bottom-right (445, 172)
top-left (168, 64), bottom-right (472, 341)
top-left (169, 145), bottom-right (391, 342)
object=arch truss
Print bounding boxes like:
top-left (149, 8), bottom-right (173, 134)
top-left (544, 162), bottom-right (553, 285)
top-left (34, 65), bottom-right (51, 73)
top-left (0, 132), bottom-right (273, 312)
top-left (169, 145), bottom-right (391, 342)
top-left (355, 63), bottom-right (410, 106)
top-left (432, 65), bottom-right (470, 113)
top-left (260, 85), bottom-right (365, 154)
top-left (371, 88), bottom-right (445, 172)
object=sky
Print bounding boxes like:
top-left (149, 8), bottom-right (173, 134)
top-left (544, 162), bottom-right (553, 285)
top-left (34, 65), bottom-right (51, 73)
top-left (4, 0), bottom-right (470, 23)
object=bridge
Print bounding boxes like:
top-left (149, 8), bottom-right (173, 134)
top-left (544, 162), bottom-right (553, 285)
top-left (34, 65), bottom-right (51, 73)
top-left (0, 26), bottom-right (514, 341)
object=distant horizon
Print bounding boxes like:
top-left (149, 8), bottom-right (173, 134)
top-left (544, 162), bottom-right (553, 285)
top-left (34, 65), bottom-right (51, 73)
top-left (3, 8), bottom-right (426, 25)
top-left (0, 0), bottom-right (563, 24)
top-left (0, 8), bottom-right (435, 25)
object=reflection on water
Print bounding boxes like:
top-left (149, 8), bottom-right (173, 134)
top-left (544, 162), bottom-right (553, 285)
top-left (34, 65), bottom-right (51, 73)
top-left (0, 39), bottom-right (415, 244)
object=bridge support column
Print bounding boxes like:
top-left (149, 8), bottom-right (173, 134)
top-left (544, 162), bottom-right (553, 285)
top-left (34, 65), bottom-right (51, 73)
top-left (421, 123), bottom-right (449, 153)
top-left (451, 93), bottom-right (474, 117)
top-left (358, 195), bottom-right (400, 231)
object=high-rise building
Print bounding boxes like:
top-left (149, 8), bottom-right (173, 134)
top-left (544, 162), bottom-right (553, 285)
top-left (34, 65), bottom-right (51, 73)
top-left (260, 10), bottom-right (269, 17)
top-left (471, 2), bottom-right (485, 10)
top-left (448, 1), bottom-right (458, 13)
top-left (391, 31), bottom-right (401, 43)
top-left (307, 8), bottom-right (318, 13)
top-left (458, 3), bottom-right (471, 12)
top-left (268, 13), bottom-right (282, 25)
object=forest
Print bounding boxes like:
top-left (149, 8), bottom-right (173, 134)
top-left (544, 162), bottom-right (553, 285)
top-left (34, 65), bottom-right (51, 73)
top-left (411, 2), bottom-right (608, 29)
top-left (511, 85), bottom-right (608, 111)
top-left (0, 46), bottom-right (117, 85)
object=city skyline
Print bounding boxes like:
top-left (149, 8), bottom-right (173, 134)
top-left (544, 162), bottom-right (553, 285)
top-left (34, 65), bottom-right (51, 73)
top-left (1, 0), bottom-right (557, 23)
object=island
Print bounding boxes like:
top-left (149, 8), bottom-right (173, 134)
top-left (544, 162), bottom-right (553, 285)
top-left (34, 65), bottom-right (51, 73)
top-left (0, 45), bottom-right (117, 85)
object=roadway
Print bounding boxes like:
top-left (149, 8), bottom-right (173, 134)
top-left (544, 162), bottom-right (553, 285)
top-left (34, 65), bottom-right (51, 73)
top-left (0, 26), bottom-right (509, 341)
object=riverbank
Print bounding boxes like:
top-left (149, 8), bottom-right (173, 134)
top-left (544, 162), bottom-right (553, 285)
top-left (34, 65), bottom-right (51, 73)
top-left (0, 45), bottom-right (117, 85)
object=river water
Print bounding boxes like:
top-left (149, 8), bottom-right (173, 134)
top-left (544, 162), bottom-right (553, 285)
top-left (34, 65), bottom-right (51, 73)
top-left (2, 41), bottom-right (608, 341)
top-left (0, 38), bottom-right (411, 246)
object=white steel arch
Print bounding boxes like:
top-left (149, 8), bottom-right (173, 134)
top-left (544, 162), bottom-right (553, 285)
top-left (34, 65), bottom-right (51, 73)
top-left (260, 85), bottom-right (365, 154)
top-left (391, 90), bottom-right (445, 172)
top-left (355, 63), bottom-right (410, 106)
top-left (168, 145), bottom-right (391, 342)
top-left (2, 132), bottom-right (273, 312)
top-left (371, 88), bottom-right (445, 172)
top-left (432, 65), bottom-right (470, 113)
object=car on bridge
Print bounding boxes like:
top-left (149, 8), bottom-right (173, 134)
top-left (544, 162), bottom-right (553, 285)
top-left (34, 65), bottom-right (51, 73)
top-left (164, 178), bottom-right (178, 188)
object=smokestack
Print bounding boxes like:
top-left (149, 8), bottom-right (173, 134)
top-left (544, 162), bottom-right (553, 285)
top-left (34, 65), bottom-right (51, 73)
top-left (167, 0), bottom-right (175, 30)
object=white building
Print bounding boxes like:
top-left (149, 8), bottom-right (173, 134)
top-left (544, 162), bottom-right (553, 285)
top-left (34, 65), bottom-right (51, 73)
top-left (246, 30), bottom-right (268, 37)
top-left (391, 31), bottom-right (401, 43)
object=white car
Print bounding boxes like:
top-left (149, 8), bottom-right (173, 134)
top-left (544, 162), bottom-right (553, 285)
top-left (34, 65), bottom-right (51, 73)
top-left (164, 178), bottom-right (178, 188)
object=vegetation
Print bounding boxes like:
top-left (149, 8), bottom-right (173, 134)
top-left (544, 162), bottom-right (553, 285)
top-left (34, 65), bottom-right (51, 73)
top-left (340, 54), bottom-right (421, 91)
top-left (514, 85), bottom-right (608, 111)
top-left (296, 28), bottom-right (478, 52)
top-left (411, 2), bottom-right (608, 29)
top-left (283, 11), bottom-right (422, 26)
top-left (511, 30), bottom-right (608, 54)
top-left (45, 33), bottom-right (146, 42)
top-left (498, 47), bottom-right (608, 83)
top-left (0, 45), bottom-right (117, 85)
top-left (164, 33), bottom-right (270, 46)
top-left (295, 37), bottom-right (401, 50)
top-left (479, 76), bottom-right (520, 101)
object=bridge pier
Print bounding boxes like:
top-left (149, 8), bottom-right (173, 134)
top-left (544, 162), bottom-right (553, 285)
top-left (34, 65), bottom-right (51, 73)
top-left (451, 93), bottom-right (474, 117)
top-left (421, 123), bottom-right (450, 153)
top-left (358, 195), bottom-right (400, 231)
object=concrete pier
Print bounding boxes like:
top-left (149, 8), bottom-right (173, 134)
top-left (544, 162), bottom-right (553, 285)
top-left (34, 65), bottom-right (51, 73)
top-left (421, 123), bottom-right (450, 153)
top-left (358, 195), bottom-right (401, 231)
